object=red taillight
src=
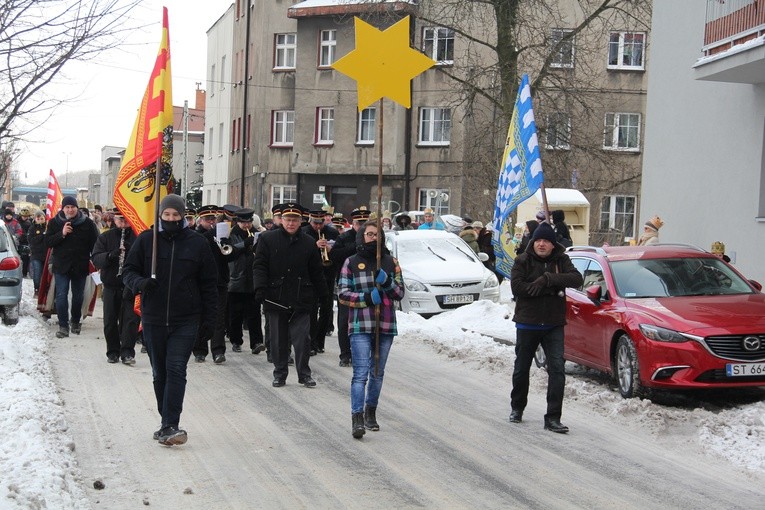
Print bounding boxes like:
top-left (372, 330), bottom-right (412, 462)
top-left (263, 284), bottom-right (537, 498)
top-left (0, 256), bottom-right (20, 270)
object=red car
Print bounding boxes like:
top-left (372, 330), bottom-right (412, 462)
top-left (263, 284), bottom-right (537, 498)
top-left (548, 245), bottom-right (765, 398)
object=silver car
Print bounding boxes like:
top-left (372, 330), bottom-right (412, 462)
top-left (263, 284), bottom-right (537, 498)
top-left (385, 230), bottom-right (500, 315)
top-left (0, 219), bottom-right (22, 325)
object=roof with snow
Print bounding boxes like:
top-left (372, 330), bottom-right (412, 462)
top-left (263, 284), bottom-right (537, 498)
top-left (532, 188), bottom-right (589, 206)
top-left (288, 0), bottom-right (417, 18)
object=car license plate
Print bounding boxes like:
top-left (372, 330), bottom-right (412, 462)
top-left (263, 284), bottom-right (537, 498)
top-left (726, 362), bottom-right (765, 377)
top-left (443, 294), bottom-right (474, 305)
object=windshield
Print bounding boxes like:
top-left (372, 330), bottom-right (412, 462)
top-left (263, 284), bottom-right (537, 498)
top-left (395, 237), bottom-right (479, 265)
top-left (610, 257), bottom-right (753, 298)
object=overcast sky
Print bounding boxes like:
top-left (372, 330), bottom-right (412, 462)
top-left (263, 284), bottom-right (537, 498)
top-left (15, 0), bottom-right (232, 185)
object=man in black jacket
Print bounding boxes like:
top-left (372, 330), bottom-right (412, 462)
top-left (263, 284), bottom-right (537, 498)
top-left (302, 209), bottom-right (339, 355)
top-left (509, 222), bottom-right (582, 434)
top-left (44, 196), bottom-right (99, 338)
top-left (121, 194), bottom-right (218, 446)
top-left (192, 205), bottom-right (233, 364)
top-left (329, 206), bottom-right (370, 366)
top-left (253, 203), bottom-right (328, 388)
top-left (227, 207), bottom-right (265, 356)
top-left (92, 208), bottom-right (139, 364)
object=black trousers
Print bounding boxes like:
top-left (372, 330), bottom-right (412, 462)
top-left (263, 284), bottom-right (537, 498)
top-left (310, 292), bottom-right (333, 351)
top-left (102, 284), bottom-right (140, 359)
top-left (336, 301), bottom-right (351, 362)
top-left (267, 310), bottom-right (311, 382)
top-left (193, 286), bottom-right (228, 357)
top-left (510, 326), bottom-right (566, 421)
top-left (228, 291), bottom-right (263, 348)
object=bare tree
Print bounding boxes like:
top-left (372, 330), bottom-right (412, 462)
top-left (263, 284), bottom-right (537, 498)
top-left (0, 0), bottom-right (142, 154)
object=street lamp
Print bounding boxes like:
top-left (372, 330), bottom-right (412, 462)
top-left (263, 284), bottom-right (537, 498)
top-left (62, 152), bottom-right (71, 188)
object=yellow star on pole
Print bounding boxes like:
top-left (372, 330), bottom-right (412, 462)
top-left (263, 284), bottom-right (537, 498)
top-left (333, 16), bottom-right (435, 110)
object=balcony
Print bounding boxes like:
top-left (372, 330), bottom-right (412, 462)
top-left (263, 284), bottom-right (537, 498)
top-left (694, 0), bottom-right (765, 84)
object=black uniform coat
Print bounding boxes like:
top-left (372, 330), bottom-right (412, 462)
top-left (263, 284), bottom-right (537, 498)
top-left (510, 242), bottom-right (582, 327)
top-left (196, 225), bottom-right (232, 290)
top-left (92, 227), bottom-right (137, 287)
top-left (44, 210), bottom-right (99, 277)
top-left (27, 221), bottom-right (48, 261)
top-left (121, 226), bottom-right (218, 328)
top-left (252, 226), bottom-right (328, 313)
top-left (301, 223), bottom-right (339, 279)
top-left (227, 224), bottom-right (256, 293)
top-left (328, 227), bottom-right (358, 279)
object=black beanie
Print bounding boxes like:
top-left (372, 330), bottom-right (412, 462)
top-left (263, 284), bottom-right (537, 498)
top-left (61, 196), bottom-right (78, 208)
top-left (160, 194), bottom-right (185, 215)
top-left (531, 222), bottom-right (557, 244)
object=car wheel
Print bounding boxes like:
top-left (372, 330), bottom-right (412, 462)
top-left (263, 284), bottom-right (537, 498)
top-left (2, 304), bottom-right (19, 326)
top-left (534, 344), bottom-right (547, 369)
top-left (614, 334), bottom-right (645, 398)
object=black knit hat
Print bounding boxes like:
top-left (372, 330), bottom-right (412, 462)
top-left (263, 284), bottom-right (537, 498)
top-left (531, 222), bottom-right (557, 244)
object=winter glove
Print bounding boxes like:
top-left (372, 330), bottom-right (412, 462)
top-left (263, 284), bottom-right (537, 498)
top-left (244, 236), bottom-right (255, 249)
top-left (374, 268), bottom-right (391, 286)
top-left (138, 277), bottom-right (158, 294)
top-left (254, 288), bottom-right (265, 305)
top-left (527, 274), bottom-right (549, 297)
top-left (364, 288), bottom-right (382, 306)
top-left (109, 248), bottom-right (121, 261)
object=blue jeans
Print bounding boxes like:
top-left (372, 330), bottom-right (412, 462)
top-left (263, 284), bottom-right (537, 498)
top-left (143, 322), bottom-right (198, 428)
top-left (511, 326), bottom-right (566, 421)
top-left (30, 259), bottom-right (43, 291)
top-left (54, 272), bottom-right (87, 328)
top-left (350, 333), bottom-right (394, 414)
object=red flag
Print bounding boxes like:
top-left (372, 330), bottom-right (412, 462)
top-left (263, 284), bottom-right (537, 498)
top-left (45, 169), bottom-right (63, 221)
top-left (113, 7), bottom-right (173, 235)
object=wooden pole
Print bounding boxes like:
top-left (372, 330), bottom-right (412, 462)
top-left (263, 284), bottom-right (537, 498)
top-left (150, 136), bottom-right (163, 279)
top-left (539, 182), bottom-right (551, 224)
top-left (374, 98), bottom-right (384, 376)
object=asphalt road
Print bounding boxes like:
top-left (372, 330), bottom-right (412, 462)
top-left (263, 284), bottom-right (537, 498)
top-left (48, 303), bottom-right (764, 509)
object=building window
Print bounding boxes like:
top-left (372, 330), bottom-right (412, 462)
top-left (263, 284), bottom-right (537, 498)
top-left (600, 195), bottom-right (636, 239)
top-left (316, 107), bottom-right (334, 145)
top-left (218, 122), bottom-right (224, 156)
top-left (208, 127), bottom-right (214, 158)
top-left (220, 55), bottom-right (226, 89)
top-left (418, 188), bottom-right (450, 216)
top-left (357, 108), bottom-right (376, 144)
top-left (419, 107), bottom-right (451, 146)
top-left (271, 185), bottom-right (297, 208)
top-left (423, 27), bottom-right (454, 65)
top-left (545, 112), bottom-right (571, 150)
top-left (272, 110), bottom-right (294, 147)
top-left (608, 31), bottom-right (645, 70)
top-left (604, 112), bottom-right (640, 151)
top-left (551, 29), bottom-right (575, 68)
top-left (209, 64), bottom-right (215, 96)
top-left (319, 29), bottom-right (336, 68)
top-left (274, 33), bottom-right (297, 70)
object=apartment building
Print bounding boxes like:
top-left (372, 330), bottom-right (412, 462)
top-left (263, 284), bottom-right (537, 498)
top-left (642, 0), bottom-right (765, 282)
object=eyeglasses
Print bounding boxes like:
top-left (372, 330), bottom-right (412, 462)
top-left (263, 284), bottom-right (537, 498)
top-left (364, 231), bottom-right (378, 238)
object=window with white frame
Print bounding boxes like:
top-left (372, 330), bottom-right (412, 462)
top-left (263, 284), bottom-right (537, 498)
top-left (418, 188), bottom-right (450, 216)
top-left (209, 64), bottom-right (216, 96)
top-left (545, 112), bottom-right (571, 150)
top-left (272, 110), bottom-right (294, 147)
top-left (274, 33), bottom-right (297, 70)
top-left (271, 185), bottom-right (297, 208)
top-left (419, 107), bottom-right (451, 146)
top-left (600, 195), bottom-right (636, 239)
top-left (423, 27), bottom-right (454, 64)
top-left (604, 112), bottom-right (640, 151)
top-left (357, 108), bottom-right (376, 144)
top-left (208, 127), bottom-right (214, 158)
top-left (220, 55), bottom-right (226, 89)
top-left (608, 31), bottom-right (645, 70)
top-left (319, 29), bottom-right (336, 67)
top-left (551, 28), bottom-right (575, 68)
top-left (218, 122), bottom-right (224, 156)
top-left (316, 107), bottom-right (334, 145)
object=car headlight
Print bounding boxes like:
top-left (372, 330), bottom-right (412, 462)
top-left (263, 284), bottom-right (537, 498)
top-left (405, 279), bottom-right (428, 292)
top-left (484, 273), bottom-right (499, 289)
top-left (639, 324), bottom-right (689, 343)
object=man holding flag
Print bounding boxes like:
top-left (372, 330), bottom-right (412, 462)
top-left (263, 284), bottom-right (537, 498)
top-left (493, 75), bottom-right (582, 433)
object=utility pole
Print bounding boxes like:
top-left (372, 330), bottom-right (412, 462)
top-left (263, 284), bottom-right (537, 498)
top-left (62, 152), bottom-right (71, 188)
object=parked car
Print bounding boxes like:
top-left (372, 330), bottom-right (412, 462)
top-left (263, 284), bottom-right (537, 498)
top-left (0, 219), bottom-right (22, 325)
top-left (537, 244), bottom-right (765, 398)
top-left (385, 230), bottom-right (500, 315)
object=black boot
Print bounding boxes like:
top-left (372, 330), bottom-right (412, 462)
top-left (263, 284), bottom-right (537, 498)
top-left (544, 418), bottom-right (569, 434)
top-left (364, 406), bottom-right (379, 431)
top-left (352, 413), bottom-right (365, 439)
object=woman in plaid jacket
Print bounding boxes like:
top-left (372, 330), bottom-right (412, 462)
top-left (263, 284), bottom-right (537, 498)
top-left (338, 221), bottom-right (404, 439)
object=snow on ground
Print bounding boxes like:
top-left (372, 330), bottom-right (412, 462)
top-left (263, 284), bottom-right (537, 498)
top-left (1, 279), bottom-right (764, 508)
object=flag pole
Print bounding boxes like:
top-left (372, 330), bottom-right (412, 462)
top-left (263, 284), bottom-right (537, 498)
top-left (151, 136), bottom-right (162, 279)
top-left (374, 98), bottom-right (384, 377)
top-left (540, 182), bottom-right (551, 223)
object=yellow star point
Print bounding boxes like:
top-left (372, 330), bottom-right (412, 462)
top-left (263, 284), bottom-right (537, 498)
top-left (333, 16), bottom-right (435, 110)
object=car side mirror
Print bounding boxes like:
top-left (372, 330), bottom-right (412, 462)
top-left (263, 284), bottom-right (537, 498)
top-left (586, 284), bottom-right (603, 304)
top-left (749, 280), bottom-right (763, 292)
top-left (477, 252), bottom-right (489, 262)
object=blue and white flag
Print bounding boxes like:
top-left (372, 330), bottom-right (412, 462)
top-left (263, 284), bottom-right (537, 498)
top-left (491, 74), bottom-right (544, 278)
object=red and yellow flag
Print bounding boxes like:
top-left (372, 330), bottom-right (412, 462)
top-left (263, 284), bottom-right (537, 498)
top-left (113, 7), bottom-right (173, 235)
top-left (45, 169), bottom-right (63, 221)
